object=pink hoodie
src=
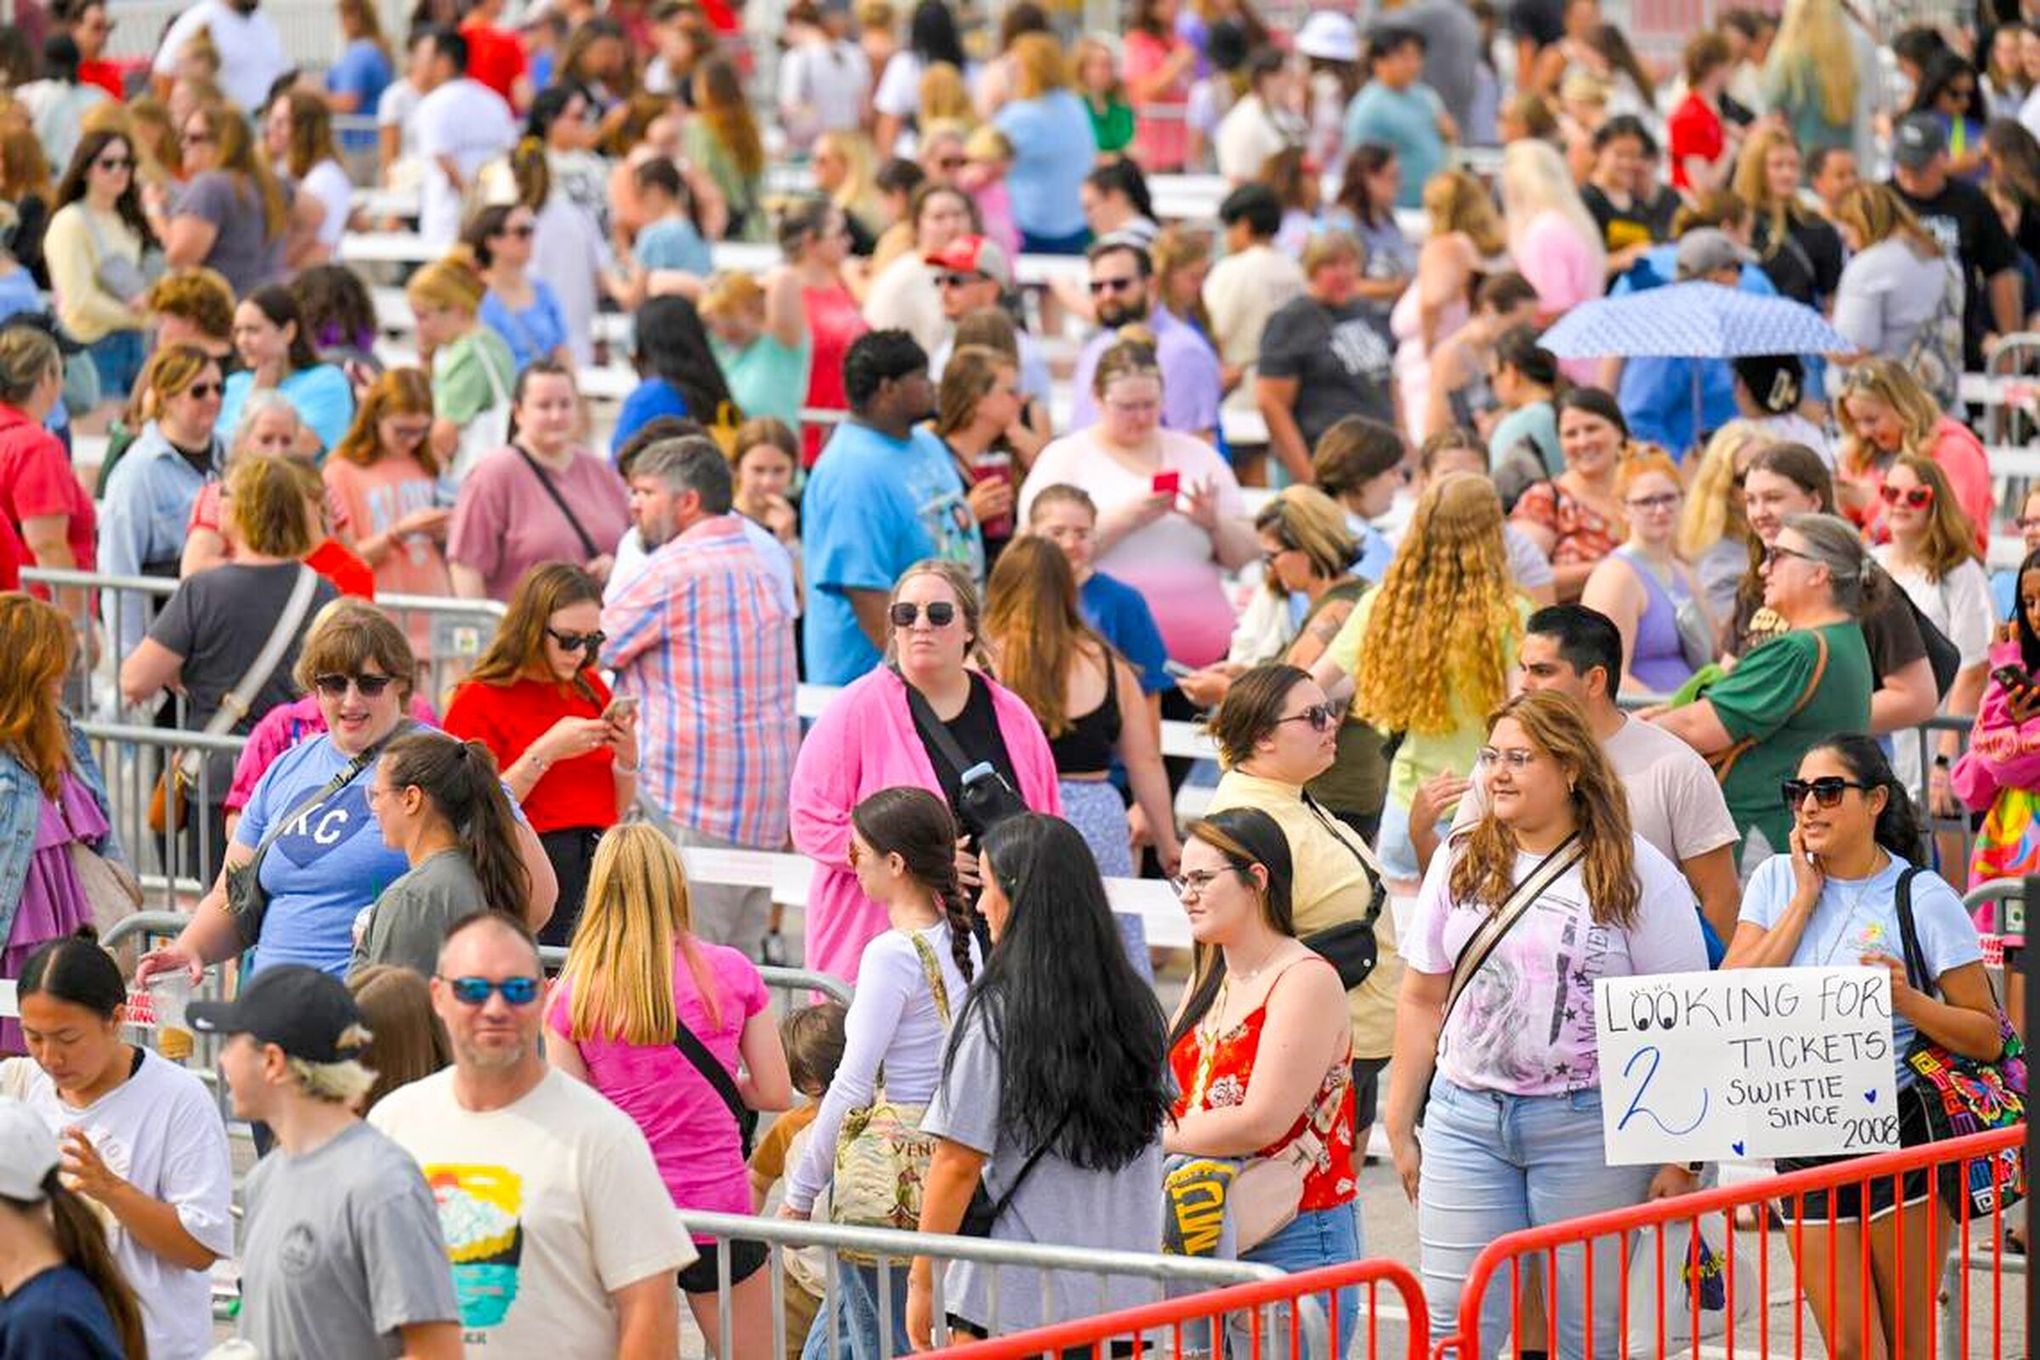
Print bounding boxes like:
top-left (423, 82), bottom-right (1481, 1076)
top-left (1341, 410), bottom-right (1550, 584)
top-left (789, 667), bottom-right (1063, 985)
top-left (1951, 637), bottom-right (2040, 814)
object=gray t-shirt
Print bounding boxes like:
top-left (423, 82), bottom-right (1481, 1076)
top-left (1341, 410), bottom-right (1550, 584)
top-left (352, 848), bottom-right (489, 977)
top-left (920, 1006), bottom-right (1165, 1334)
top-left (1830, 239), bottom-right (1954, 362)
top-left (240, 1121), bottom-right (459, 1360)
top-left (1255, 295), bottom-right (1395, 454)
top-left (172, 170), bottom-right (292, 297)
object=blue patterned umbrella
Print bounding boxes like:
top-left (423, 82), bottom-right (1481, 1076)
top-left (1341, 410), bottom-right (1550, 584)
top-left (1539, 281), bottom-right (1851, 359)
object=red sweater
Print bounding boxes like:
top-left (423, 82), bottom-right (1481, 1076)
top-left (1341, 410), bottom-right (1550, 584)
top-left (443, 671), bottom-right (619, 833)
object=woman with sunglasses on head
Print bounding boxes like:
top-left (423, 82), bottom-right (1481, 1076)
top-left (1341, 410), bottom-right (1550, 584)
top-left (1726, 735), bottom-right (2000, 1360)
top-left (782, 787), bottom-right (983, 1359)
top-left (1581, 450), bottom-right (1717, 695)
top-left (445, 564), bottom-right (635, 947)
top-left (1871, 456), bottom-right (1994, 817)
top-left (1163, 806), bottom-right (1361, 1338)
top-left (1388, 689), bottom-right (1709, 1356)
top-left (546, 823), bottom-right (792, 1356)
top-left (45, 128), bottom-right (157, 406)
top-left (792, 560), bottom-right (1060, 985)
top-left (1205, 666), bottom-right (1399, 1165)
top-left (907, 812), bottom-right (1171, 1349)
top-left (1652, 513), bottom-right (1876, 863)
top-left (135, 601), bottom-right (557, 987)
top-left (121, 455), bottom-right (342, 884)
top-left (447, 360), bottom-right (630, 602)
top-left (357, 730), bottom-right (543, 976)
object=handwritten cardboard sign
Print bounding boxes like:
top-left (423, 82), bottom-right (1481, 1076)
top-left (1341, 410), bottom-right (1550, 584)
top-left (1595, 968), bottom-right (1899, 1165)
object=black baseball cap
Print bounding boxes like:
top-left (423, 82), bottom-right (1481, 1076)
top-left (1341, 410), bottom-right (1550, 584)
top-left (1, 312), bottom-right (87, 356)
top-left (188, 965), bottom-right (369, 1063)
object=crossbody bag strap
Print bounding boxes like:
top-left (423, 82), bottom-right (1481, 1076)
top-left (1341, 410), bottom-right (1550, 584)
top-left (907, 929), bottom-right (954, 1026)
top-left (1300, 790), bottom-right (1384, 926)
top-left (983, 1108), bottom-right (1074, 1224)
top-left (1441, 833), bottom-right (1585, 1029)
top-left (242, 732), bottom-right (394, 884)
top-left (672, 1010), bottom-right (753, 1142)
top-left (896, 667), bottom-right (978, 782)
top-left (1892, 864), bottom-right (1934, 997)
top-left (513, 444), bottom-right (601, 560)
top-left (176, 565), bottom-right (321, 781)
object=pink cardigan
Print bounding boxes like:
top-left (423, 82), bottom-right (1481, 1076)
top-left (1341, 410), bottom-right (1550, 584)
top-left (789, 667), bottom-right (1063, 984)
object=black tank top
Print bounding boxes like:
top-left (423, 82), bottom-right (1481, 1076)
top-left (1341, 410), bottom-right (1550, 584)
top-left (1047, 667), bottom-right (1121, 775)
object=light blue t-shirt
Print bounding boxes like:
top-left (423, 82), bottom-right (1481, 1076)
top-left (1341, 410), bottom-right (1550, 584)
top-left (802, 421), bottom-right (983, 684)
top-left (1990, 567), bottom-right (2022, 624)
top-left (218, 365), bottom-right (358, 457)
top-left (1341, 81), bottom-right (1446, 210)
top-left (994, 92), bottom-right (1096, 240)
top-left (633, 216), bottom-right (713, 276)
top-left (325, 39), bottom-right (392, 153)
top-left (1488, 401), bottom-right (1560, 479)
top-left (236, 735), bottom-right (411, 978)
top-left (480, 283), bottom-right (570, 371)
top-left (1739, 853), bottom-right (1984, 1087)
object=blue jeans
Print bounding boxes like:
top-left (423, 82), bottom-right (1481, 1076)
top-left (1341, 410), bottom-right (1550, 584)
top-left (1242, 1203), bottom-right (1360, 1358)
top-left (1418, 1078), bottom-right (1654, 1359)
top-left (801, 1261), bottom-right (910, 1360)
top-left (86, 329), bottom-right (146, 401)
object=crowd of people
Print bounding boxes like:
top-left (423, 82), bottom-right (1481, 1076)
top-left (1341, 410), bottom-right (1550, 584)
top-left (0, 0), bottom-right (2033, 1355)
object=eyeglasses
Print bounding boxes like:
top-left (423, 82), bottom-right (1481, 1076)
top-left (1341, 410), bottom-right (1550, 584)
top-left (1089, 276), bottom-right (1140, 295)
top-left (1625, 492), bottom-right (1681, 512)
top-left (93, 156), bottom-right (134, 171)
top-left (2017, 517), bottom-right (2040, 533)
top-left (1878, 483), bottom-right (1934, 510)
top-left (438, 975), bottom-right (543, 1006)
top-left (183, 381), bottom-right (224, 399)
top-left (1476, 746), bottom-right (1538, 770)
top-left (545, 627), bottom-right (605, 652)
top-left (499, 222), bottom-right (536, 239)
top-left (890, 601), bottom-right (957, 628)
top-left (313, 672), bottom-right (396, 698)
top-left (1780, 776), bottom-right (1873, 808)
top-left (179, 129), bottom-right (213, 146)
top-left (1276, 703), bottom-right (1338, 732)
top-left (1261, 544), bottom-right (1295, 567)
top-left (1761, 544), bottom-right (1816, 567)
top-left (1169, 866), bottom-right (1242, 899)
top-left (938, 271), bottom-right (986, 289)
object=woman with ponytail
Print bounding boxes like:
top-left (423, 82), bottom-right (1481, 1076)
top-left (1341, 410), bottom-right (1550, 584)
top-left (463, 202), bottom-right (572, 373)
top-left (8, 934), bottom-right (230, 1360)
top-left (355, 729), bottom-right (545, 976)
top-left (546, 823), bottom-right (792, 1355)
top-left (781, 786), bottom-right (984, 1360)
top-left (0, 1097), bottom-right (146, 1359)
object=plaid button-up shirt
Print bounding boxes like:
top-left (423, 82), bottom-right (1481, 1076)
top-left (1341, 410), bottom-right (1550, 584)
top-left (601, 514), bottom-right (799, 848)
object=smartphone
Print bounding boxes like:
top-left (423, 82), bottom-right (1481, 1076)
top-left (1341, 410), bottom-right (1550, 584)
top-left (1152, 470), bottom-right (1181, 497)
top-left (603, 696), bottom-right (639, 723)
top-left (1162, 659), bottom-right (1196, 679)
top-left (1994, 665), bottom-right (2032, 693)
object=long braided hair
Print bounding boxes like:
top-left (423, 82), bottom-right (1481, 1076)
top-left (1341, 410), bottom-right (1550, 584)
top-left (852, 787), bottom-right (978, 985)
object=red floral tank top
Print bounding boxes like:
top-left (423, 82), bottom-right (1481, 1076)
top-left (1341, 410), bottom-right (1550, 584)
top-left (1168, 973), bottom-right (1358, 1212)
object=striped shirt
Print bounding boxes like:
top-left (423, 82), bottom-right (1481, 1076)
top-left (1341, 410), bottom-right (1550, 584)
top-left (601, 514), bottom-right (800, 848)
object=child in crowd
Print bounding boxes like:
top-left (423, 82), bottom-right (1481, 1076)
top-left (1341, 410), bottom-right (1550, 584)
top-left (960, 125), bottom-right (1021, 259)
top-left (631, 157), bottom-right (715, 278)
top-left (747, 1002), bottom-right (849, 1360)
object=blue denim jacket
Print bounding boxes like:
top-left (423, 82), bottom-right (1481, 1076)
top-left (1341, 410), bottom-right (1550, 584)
top-left (0, 717), bottom-right (124, 949)
top-left (97, 421), bottom-right (224, 659)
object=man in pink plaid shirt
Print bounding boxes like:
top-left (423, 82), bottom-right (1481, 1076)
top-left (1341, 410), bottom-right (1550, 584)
top-left (601, 434), bottom-right (800, 956)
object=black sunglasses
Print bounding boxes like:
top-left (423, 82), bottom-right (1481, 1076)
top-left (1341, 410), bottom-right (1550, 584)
top-left (1780, 777), bottom-right (1873, 808)
top-left (890, 601), bottom-right (957, 629)
top-left (184, 381), bottom-right (224, 399)
top-left (546, 627), bottom-right (604, 652)
top-left (313, 672), bottom-right (396, 698)
top-left (1089, 276), bottom-right (1139, 295)
top-left (1276, 703), bottom-right (1338, 732)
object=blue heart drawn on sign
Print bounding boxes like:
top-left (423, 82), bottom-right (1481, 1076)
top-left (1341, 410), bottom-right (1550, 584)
top-left (1731, 1140), bottom-right (1745, 1157)
top-left (272, 782), bottom-right (374, 868)
top-left (1864, 1090), bottom-right (1878, 1105)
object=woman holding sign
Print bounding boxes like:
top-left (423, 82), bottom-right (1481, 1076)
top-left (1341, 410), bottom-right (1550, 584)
top-left (1383, 689), bottom-right (1709, 1356)
top-left (1725, 734), bottom-right (2001, 1360)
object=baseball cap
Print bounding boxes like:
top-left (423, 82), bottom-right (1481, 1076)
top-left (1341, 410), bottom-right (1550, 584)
top-left (1892, 113), bottom-right (1948, 171)
top-left (1, 311), bottom-right (87, 356)
top-left (1674, 228), bottom-right (1755, 281)
top-left (1297, 12), bottom-right (1360, 62)
top-left (188, 964), bottom-right (369, 1063)
top-left (925, 235), bottom-right (1013, 290)
top-left (0, 1099), bottom-right (58, 1201)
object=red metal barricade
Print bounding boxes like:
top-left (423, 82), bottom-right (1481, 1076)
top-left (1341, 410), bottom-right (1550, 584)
top-left (927, 1258), bottom-right (1430, 1360)
top-left (1430, 1125), bottom-right (2025, 1360)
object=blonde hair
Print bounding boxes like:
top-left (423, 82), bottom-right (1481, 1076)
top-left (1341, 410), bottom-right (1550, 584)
top-left (1500, 140), bottom-right (1606, 282)
top-left (1836, 359), bottom-right (1943, 478)
top-left (1732, 124), bottom-right (1807, 255)
top-left (698, 269), bottom-right (764, 320)
top-left (1830, 182), bottom-right (1941, 259)
top-left (1352, 476), bottom-right (1520, 735)
top-left (919, 62), bottom-right (975, 126)
top-left (286, 1024), bottom-right (379, 1104)
top-left (1448, 690), bottom-right (1639, 927)
top-left (561, 823), bottom-right (723, 1045)
top-left (1768, 0), bottom-right (1858, 129)
top-left (226, 454), bottom-right (316, 558)
top-left (1011, 33), bottom-right (1068, 98)
top-left (1255, 485), bottom-right (1357, 586)
top-left (1677, 421), bottom-right (1767, 559)
top-left (1422, 168), bottom-right (1507, 259)
top-left (816, 129), bottom-right (882, 225)
top-left (406, 247), bottom-right (488, 314)
top-left (963, 123), bottom-right (1012, 163)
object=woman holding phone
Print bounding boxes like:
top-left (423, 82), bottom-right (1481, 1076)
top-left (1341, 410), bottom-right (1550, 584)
top-left (443, 564), bottom-right (637, 946)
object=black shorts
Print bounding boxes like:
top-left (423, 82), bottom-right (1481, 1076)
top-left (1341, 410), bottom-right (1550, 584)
top-left (1351, 1057), bottom-right (1387, 1129)
top-left (1776, 1094), bottom-right (1932, 1223)
top-left (677, 1237), bottom-right (771, 1294)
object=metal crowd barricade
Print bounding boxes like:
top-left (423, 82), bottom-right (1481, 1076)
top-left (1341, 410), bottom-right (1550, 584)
top-left (1430, 1125), bottom-right (2025, 1360)
top-left (96, 912), bottom-right (239, 1125)
top-left (926, 1259), bottom-right (1424, 1360)
top-left (373, 591), bottom-right (508, 703)
top-left (672, 1209), bottom-right (1312, 1360)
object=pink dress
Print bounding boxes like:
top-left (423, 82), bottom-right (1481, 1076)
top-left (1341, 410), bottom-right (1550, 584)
top-left (1123, 30), bottom-right (1191, 172)
top-left (1, 772), bottom-right (104, 1053)
top-left (800, 283), bottom-right (870, 466)
top-left (545, 942), bottom-right (768, 1229)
